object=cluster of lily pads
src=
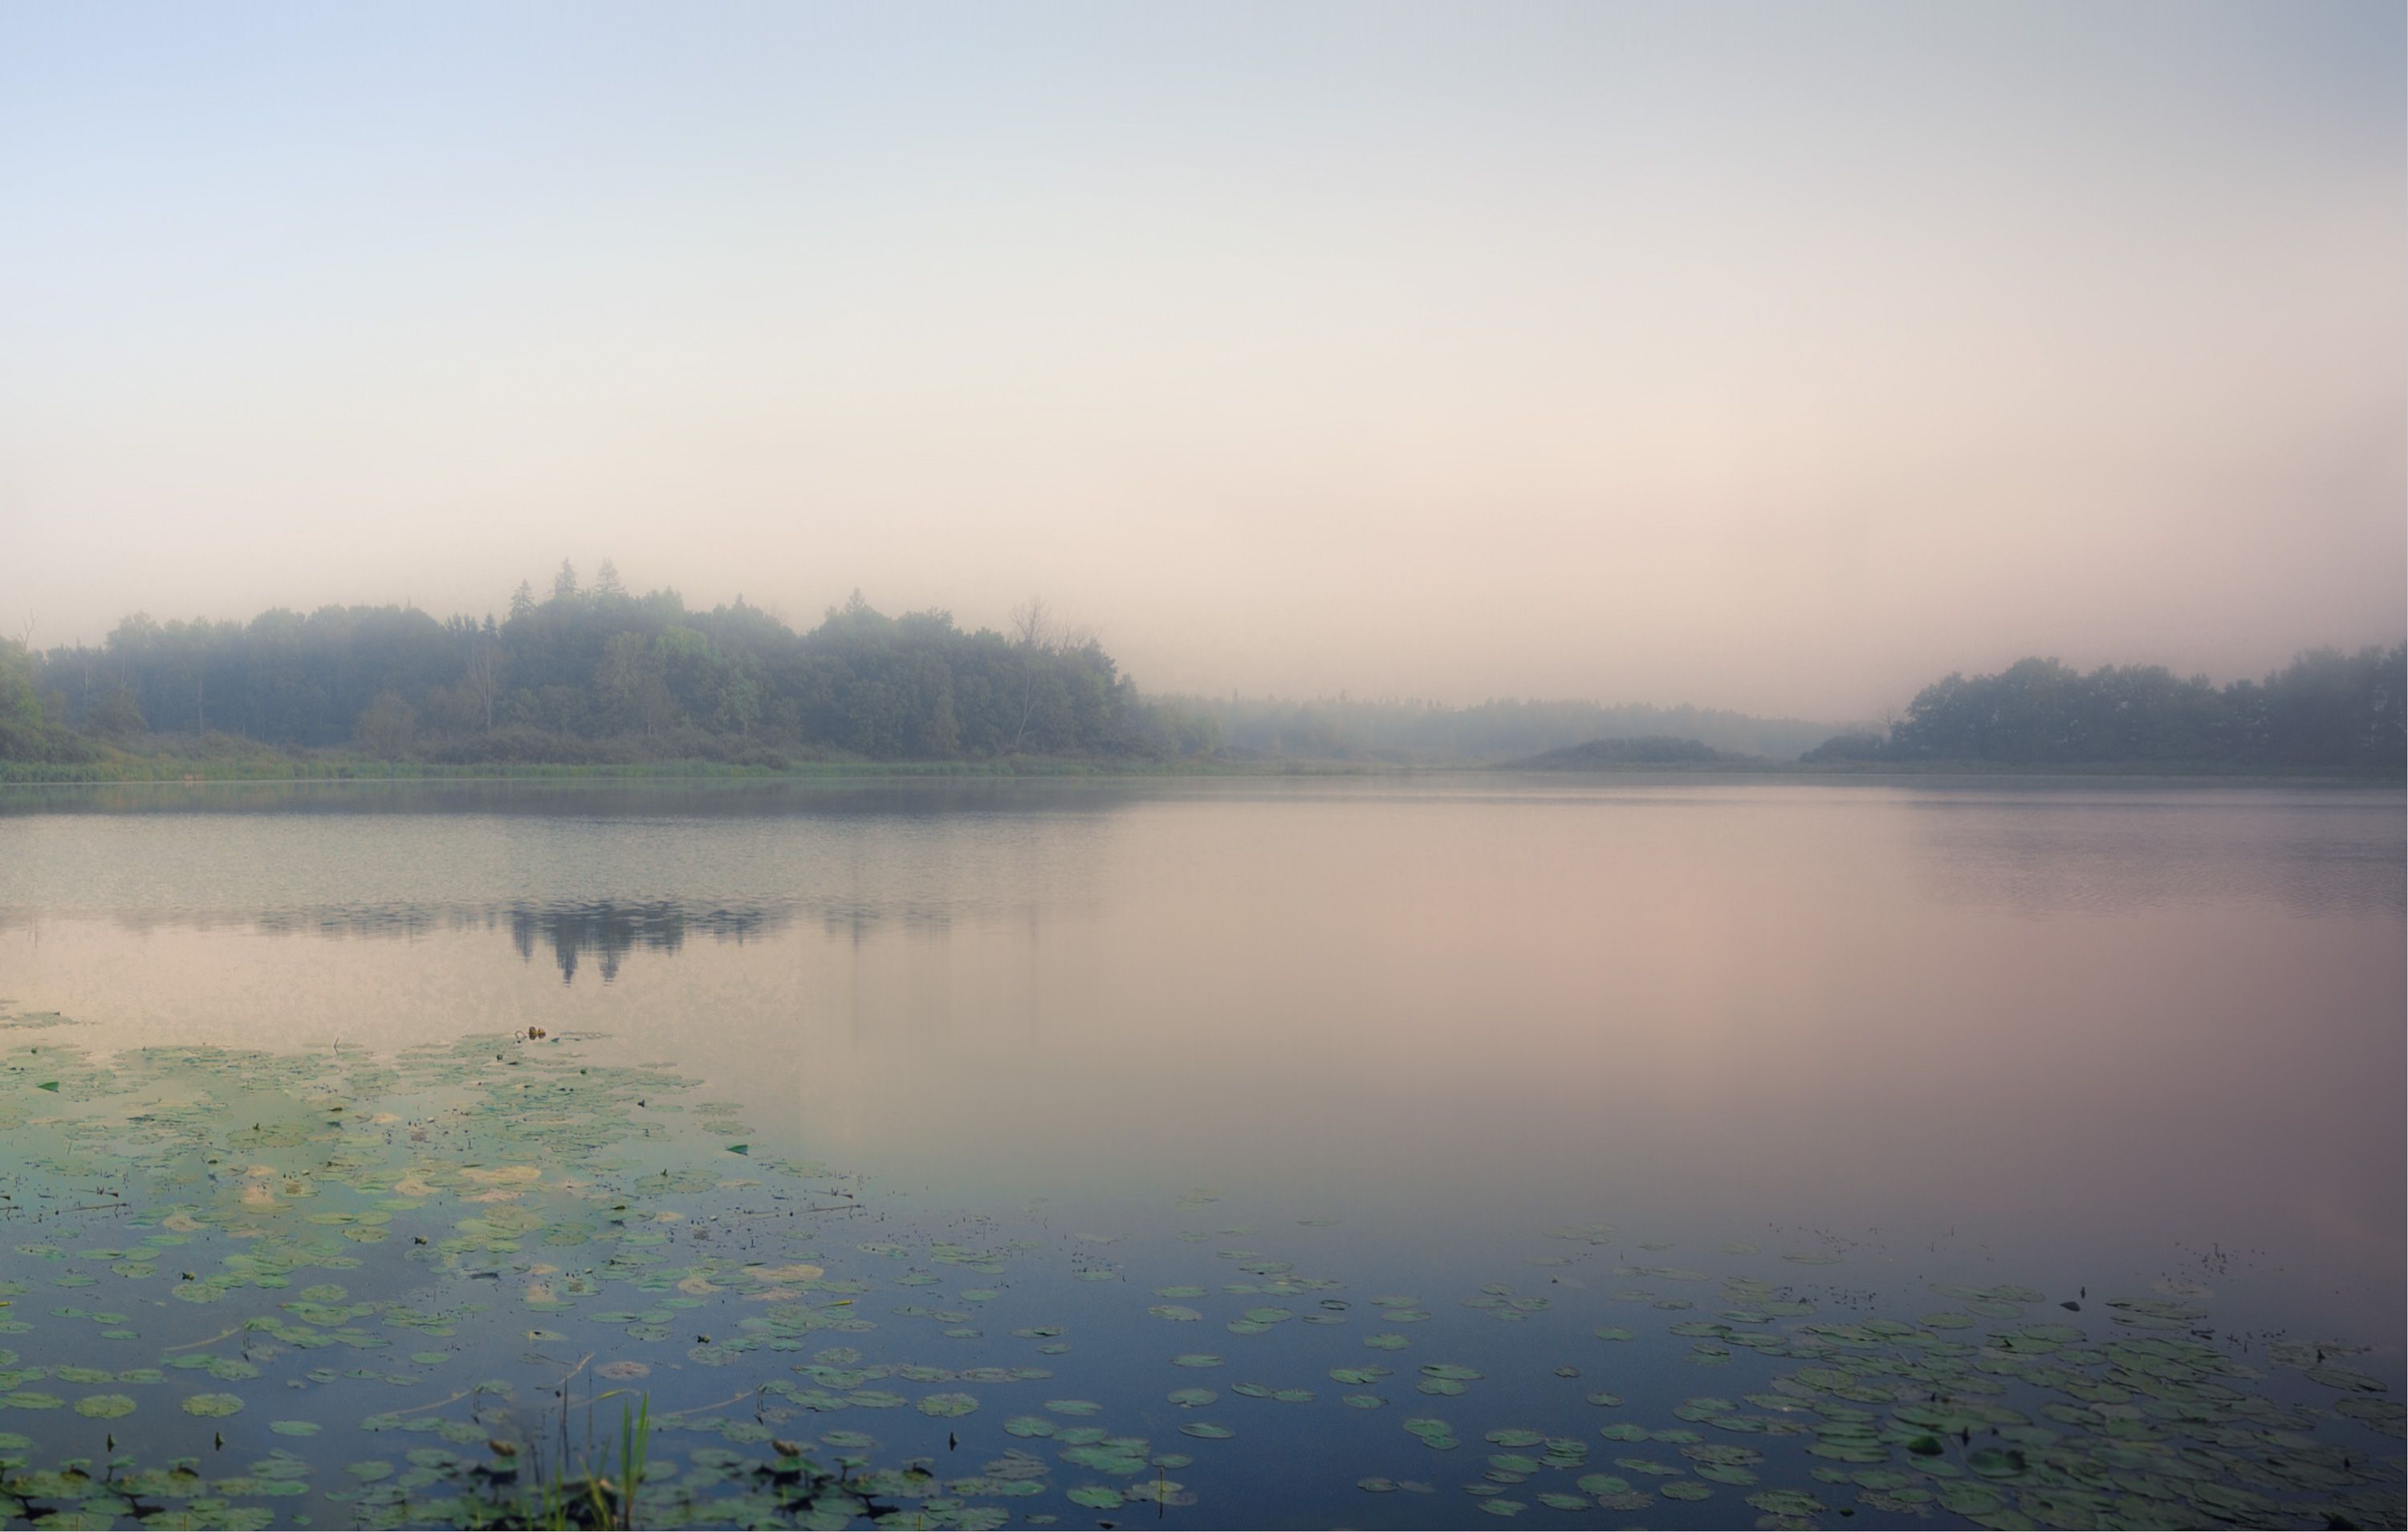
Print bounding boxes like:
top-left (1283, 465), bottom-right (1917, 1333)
top-left (0, 1008), bottom-right (2397, 1530)
top-left (0, 1012), bottom-right (1047, 1529)
top-left (742, 1197), bottom-right (2406, 1528)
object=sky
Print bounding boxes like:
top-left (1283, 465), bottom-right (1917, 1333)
top-left (1, 1), bottom-right (2400, 721)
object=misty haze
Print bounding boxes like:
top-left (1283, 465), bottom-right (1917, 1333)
top-left (0, 4), bottom-right (2401, 1531)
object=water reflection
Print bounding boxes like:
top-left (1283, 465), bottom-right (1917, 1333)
top-left (498, 900), bottom-right (780, 983)
top-left (0, 778), bottom-right (2398, 1360)
top-left (1901, 790), bottom-right (2407, 916)
top-left (0, 898), bottom-right (1013, 985)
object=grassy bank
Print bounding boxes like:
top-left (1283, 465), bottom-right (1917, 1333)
top-left (0, 751), bottom-right (1400, 786)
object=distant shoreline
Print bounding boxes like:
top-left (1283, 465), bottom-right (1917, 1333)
top-left (0, 755), bottom-right (2396, 790)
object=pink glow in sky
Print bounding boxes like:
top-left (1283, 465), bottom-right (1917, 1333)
top-left (2, 2), bottom-right (2399, 718)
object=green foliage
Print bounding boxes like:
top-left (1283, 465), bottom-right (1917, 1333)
top-left (353, 690), bottom-right (417, 757)
top-left (1810, 647), bottom-right (2406, 771)
top-left (18, 574), bottom-right (1205, 766)
top-left (86, 685), bottom-right (144, 741)
top-left (516, 1394), bottom-right (651, 1531)
top-left (0, 638), bottom-right (101, 766)
top-left (0, 638), bottom-right (44, 756)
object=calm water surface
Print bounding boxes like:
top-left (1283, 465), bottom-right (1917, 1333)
top-left (0, 777), bottom-right (2398, 1527)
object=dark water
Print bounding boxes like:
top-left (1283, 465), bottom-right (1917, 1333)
top-left (0, 777), bottom-right (2399, 1528)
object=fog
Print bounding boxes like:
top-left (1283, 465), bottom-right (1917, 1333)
top-left (2, 1), bottom-right (2400, 720)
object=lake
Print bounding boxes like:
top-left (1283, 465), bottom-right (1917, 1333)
top-left (0, 776), bottom-right (2399, 1529)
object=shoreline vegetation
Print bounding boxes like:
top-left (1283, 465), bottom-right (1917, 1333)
top-left (0, 563), bottom-right (2398, 784)
top-left (0, 757), bottom-right (2395, 790)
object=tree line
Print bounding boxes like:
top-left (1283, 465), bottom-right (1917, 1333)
top-left (2, 562), bottom-right (1221, 765)
top-left (2, 567), bottom-right (2396, 773)
top-left (1804, 648), bottom-right (2406, 771)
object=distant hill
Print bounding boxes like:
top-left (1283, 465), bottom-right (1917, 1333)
top-left (1503, 735), bottom-right (1727, 769)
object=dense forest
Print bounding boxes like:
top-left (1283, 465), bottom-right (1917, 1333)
top-left (1804, 648), bottom-right (2406, 771)
top-left (0, 563), bottom-right (1220, 766)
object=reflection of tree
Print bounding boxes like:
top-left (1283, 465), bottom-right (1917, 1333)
top-left (1902, 798), bottom-right (2408, 919)
top-left (506, 901), bottom-right (783, 985)
top-left (505, 898), bottom-right (984, 984)
top-left (820, 904), bottom-right (953, 941)
top-left (13, 866), bottom-right (1100, 991)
